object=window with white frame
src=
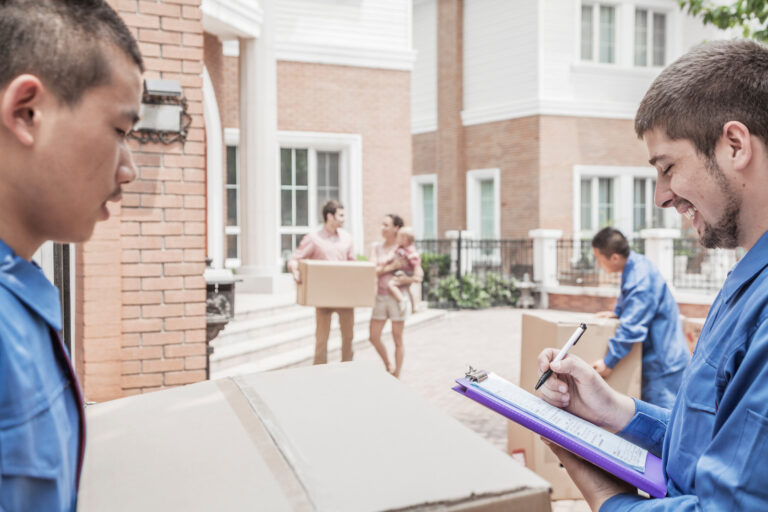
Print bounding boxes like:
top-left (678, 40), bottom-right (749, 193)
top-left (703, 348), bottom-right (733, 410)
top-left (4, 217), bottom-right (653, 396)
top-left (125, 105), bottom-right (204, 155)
top-left (581, 3), bottom-right (616, 64)
top-left (466, 169), bottom-right (500, 239)
top-left (412, 174), bottom-right (438, 239)
top-left (575, 166), bottom-right (679, 239)
top-left (279, 146), bottom-right (343, 263)
top-left (225, 144), bottom-right (241, 268)
top-left (634, 9), bottom-right (666, 67)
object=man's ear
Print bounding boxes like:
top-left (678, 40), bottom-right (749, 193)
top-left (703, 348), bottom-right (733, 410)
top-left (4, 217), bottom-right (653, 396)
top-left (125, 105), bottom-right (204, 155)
top-left (721, 120), bottom-right (752, 172)
top-left (0, 74), bottom-right (44, 147)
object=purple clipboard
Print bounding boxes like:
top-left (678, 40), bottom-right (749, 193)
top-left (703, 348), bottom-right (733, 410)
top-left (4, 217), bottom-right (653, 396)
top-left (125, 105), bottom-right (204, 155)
top-left (453, 377), bottom-right (667, 499)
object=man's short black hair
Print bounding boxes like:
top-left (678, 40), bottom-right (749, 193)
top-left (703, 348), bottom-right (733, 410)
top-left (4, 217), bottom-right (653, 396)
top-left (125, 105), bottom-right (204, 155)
top-left (322, 199), bottom-right (344, 222)
top-left (591, 227), bottom-right (630, 259)
top-left (0, 0), bottom-right (144, 106)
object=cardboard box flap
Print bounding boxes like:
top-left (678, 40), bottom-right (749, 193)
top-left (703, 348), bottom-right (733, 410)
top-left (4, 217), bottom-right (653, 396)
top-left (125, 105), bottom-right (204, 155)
top-left (235, 362), bottom-right (550, 512)
top-left (77, 380), bottom-right (304, 512)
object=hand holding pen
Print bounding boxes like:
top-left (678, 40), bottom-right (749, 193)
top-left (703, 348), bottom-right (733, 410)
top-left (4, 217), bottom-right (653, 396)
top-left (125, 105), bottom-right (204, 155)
top-left (535, 323), bottom-right (587, 391)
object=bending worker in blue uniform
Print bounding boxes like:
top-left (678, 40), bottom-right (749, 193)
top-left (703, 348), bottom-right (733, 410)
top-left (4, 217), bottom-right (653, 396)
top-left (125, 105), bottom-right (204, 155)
top-left (0, 1), bottom-right (142, 510)
top-left (537, 39), bottom-right (768, 510)
top-left (590, 227), bottom-right (690, 408)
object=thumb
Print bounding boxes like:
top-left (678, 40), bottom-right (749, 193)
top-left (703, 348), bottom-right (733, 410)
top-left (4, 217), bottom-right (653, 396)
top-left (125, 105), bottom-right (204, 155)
top-left (549, 355), bottom-right (593, 382)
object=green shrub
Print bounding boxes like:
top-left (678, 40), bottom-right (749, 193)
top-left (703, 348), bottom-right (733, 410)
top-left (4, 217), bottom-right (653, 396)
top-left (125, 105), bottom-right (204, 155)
top-left (429, 273), bottom-right (518, 309)
top-left (484, 273), bottom-right (519, 306)
top-left (421, 252), bottom-right (451, 283)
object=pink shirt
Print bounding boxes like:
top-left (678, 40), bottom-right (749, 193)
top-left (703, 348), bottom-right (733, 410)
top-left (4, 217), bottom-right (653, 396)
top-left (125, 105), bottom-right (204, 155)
top-left (292, 227), bottom-right (355, 262)
top-left (374, 242), bottom-right (421, 296)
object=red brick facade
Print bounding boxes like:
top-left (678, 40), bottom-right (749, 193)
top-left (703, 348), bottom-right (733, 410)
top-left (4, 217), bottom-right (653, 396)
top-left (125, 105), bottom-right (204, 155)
top-left (277, 61), bottom-right (412, 246)
top-left (76, 0), bottom-right (208, 402)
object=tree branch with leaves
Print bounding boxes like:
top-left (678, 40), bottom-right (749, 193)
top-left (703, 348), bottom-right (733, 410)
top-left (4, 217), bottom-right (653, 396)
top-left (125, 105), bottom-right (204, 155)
top-left (679, 0), bottom-right (768, 41)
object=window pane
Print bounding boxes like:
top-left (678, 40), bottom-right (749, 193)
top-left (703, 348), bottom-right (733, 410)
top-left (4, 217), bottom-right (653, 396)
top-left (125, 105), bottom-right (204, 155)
top-left (480, 180), bottom-right (495, 239)
top-left (280, 148), bottom-right (292, 186)
top-left (599, 6), bottom-right (615, 64)
top-left (226, 146), bottom-right (238, 185)
top-left (422, 184), bottom-right (435, 239)
top-left (653, 13), bottom-right (666, 66)
top-left (651, 179), bottom-right (664, 227)
top-left (633, 178), bottom-right (646, 232)
top-left (634, 9), bottom-right (648, 66)
top-left (329, 153), bottom-right (339, 187)
top-left (226, 234), bottom-right (239, 260)
top-left (296, 190), bottom-right (308, 226)
top-left (598, 177), bottom-right (614, 227)
top-left (226, 188), bottom-right (238, 226)
top-left (581, 5), bottom-right (593, 61)
top-left (295, 149), bottom-right (308, 186)
top-left (281, 190), bottom-right (293, 226)
top-left (317, 152), bottom-right (327, 187)
top-left (580, 179), bottom-right (592, 230)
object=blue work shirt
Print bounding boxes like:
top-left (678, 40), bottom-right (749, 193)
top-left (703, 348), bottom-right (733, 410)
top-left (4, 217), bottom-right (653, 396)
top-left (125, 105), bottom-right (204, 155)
top-left (0, 239), bottom-right (84, 511)
top-left (605, 251), bottom-right (690, 408)
top-left (602, 231), bottom-right (768, 510)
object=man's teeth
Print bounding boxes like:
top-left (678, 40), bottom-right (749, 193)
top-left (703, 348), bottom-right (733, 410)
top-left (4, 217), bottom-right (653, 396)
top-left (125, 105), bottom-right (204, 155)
top-left (684, 207), bottom-right (697, 220)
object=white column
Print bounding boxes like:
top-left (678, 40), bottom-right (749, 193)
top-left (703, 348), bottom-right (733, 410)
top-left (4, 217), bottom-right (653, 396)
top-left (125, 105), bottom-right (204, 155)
top-left (202, 67), bottom-right (224, 269)
top-left (237, 0), bottom-right (289, 293)
top-left (445, 230), bottom-right (474, 277)
top-left (529, 229), bottom-right (562, 288)
top-left (640, 228), bottom-right (679, 285)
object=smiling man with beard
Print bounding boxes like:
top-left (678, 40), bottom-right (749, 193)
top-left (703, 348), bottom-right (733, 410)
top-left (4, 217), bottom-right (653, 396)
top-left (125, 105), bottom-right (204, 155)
top-left (0, 1), bottom-right (142, 510)
top-left (534, 39), bottom-right (768, 510)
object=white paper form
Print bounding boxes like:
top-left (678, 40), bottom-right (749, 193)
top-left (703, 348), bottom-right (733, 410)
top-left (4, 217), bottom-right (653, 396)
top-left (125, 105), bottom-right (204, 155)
top-left (474, 373), bottom-right (647, 471)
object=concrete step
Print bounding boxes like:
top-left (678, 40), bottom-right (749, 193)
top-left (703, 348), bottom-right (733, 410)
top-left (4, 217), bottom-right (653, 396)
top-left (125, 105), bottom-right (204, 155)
top-left (211, 307), bottom-right (374, 371)
top-left (210, 308), bottom-right (446, 379)
top-left (231, 291), bottom-right (299, 322)
top-left (213, 305), bottom-right (316, 345)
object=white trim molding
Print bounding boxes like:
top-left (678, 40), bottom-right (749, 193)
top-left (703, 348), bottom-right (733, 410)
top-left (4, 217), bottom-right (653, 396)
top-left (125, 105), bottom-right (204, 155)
top-left (466, 168), bottom-right (501, 239)
top-left (411, 119), bottom-right (438, 135)
top-left (202, 0), bottom-right (263, 39)
top-left (222, 40), bottom-right (240, 57)
top-left (202, 66), bottom-right (224, 269)
top-left (276, 41), bottom-right (416, 71)
top-left (411, 174), bottom-right (438, 239)
top-left (277, 131), bottom-right (364, 257)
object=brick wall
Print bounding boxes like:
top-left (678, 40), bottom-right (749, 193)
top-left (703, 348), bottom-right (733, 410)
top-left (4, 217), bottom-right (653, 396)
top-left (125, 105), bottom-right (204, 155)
top-left (277, 61), bottom-right (412, 248)
top-left (76, 0), bottom-right (208, 402)
top-left (547, 292), bottom-right (711, 318)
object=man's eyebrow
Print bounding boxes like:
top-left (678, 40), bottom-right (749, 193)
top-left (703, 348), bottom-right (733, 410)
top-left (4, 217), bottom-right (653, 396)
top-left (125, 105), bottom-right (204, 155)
top-left (649, 155), bottom-right (666, 166)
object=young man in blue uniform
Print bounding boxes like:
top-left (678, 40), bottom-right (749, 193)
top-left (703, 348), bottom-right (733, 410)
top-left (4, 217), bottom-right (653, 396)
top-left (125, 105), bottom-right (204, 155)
top-left (537, 39), bottom-right (768, 510)
top-left (0, 1), bottom-right (143, 510)
top-left (590, 227), bottom-right (690, 408)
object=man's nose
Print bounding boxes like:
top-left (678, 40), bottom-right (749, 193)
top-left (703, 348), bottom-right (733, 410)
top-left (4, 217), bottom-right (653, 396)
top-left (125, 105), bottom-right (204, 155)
top-left (118, 145), bottom-right (138, 184)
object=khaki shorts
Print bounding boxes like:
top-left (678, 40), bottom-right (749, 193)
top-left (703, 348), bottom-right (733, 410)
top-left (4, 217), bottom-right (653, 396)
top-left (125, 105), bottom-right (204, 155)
top-left (371, 294), bottom-right (409, 322)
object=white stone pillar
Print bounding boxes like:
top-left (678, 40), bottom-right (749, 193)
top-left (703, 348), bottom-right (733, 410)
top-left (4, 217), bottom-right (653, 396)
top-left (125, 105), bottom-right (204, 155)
top-left (237, 0), bottom-right (289, 293)
top-left (529, 229), bottom-right (562, 288)
top-left (445, 230), bottom-right (475, 277)
top-left (640, 228), bottom-right (679, 285)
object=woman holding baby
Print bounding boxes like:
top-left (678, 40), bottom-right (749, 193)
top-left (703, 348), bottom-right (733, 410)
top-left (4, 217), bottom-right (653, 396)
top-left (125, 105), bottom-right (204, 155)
top-left (368, 214), bottom-right (423, 378)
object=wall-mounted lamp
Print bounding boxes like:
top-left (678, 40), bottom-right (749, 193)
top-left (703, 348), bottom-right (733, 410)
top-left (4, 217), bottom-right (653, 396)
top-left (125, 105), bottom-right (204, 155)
top-left (129, 79), bottom-right (191, 145)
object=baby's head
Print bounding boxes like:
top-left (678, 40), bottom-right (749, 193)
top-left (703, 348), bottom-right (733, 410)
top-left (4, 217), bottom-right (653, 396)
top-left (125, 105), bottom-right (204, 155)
top-left (397, 226), bottom-right (415, 247)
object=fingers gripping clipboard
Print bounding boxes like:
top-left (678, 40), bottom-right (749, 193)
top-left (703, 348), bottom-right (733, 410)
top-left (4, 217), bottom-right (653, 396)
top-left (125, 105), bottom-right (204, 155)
top-left (453, 368), bottom-right (667, 499)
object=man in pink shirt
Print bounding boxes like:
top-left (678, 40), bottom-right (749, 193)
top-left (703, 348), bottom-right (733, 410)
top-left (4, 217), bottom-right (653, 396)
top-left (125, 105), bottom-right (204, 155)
top-left (288, 200), bottom-right (356, 364)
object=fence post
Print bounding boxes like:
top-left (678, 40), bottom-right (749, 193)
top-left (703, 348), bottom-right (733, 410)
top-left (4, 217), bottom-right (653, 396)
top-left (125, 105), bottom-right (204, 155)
top-left (529, 229), bottom-right (562, 288)
top-left (640, 228), bottom-right (679, 286)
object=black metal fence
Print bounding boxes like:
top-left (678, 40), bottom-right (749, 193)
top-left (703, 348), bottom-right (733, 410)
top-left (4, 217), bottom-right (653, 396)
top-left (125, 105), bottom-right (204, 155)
top-left (415, 237), bottom-right (533, 300)
top-left (555, 238), bottom-right (645, 288)
top-left (672, 238), bottom-right (740, 291)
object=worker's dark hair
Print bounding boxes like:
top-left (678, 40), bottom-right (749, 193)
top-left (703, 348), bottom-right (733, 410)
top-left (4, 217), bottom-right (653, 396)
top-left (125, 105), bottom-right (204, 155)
top-left (591, 227), bottom-right (630, 259)
top-left (0, 0), bottom-right (144, 106)
top-left (386, 213), bottom-right (404, 228)
top-left (322, 199), bottom-right (344, 222)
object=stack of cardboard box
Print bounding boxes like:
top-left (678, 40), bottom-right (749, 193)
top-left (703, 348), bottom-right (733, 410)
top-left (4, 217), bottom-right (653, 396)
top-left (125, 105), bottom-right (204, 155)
top-left (296, 260), bottom-right (376, 308)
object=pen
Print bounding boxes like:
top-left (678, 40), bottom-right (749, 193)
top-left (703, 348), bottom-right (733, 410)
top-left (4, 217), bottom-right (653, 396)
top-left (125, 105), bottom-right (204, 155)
top-left (534, 322), bottom-right (587, 391)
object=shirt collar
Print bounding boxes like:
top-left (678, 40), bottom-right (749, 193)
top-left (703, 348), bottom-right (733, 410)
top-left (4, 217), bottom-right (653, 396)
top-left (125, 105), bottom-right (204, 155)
top-left (721, 230), bottom-right (768, 303)
top-left (0, 239), bottom-right (62, 330)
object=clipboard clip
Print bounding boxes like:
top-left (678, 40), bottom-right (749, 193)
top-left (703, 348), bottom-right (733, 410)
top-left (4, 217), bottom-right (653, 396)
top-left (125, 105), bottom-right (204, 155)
top-left (465, 366), bottom-right (488, 383)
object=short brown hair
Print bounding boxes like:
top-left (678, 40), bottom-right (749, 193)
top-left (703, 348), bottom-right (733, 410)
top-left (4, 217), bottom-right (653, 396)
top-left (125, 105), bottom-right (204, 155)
top-left (0, 0), bottom-right (144, 106)
top-left (635, 39), bottom-right (768, 161)
top-left (321, 199), bottom-right (344, 222)
top-left (592, 227), bottom-right (630, 259)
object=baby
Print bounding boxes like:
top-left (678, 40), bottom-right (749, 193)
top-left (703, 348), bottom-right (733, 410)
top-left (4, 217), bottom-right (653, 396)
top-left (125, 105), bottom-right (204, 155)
top-left (379, 226), bottom-right (421, 304)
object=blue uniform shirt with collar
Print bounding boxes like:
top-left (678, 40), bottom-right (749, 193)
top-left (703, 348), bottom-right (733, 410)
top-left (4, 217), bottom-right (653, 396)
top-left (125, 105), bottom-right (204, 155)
top-left (602, 231), bottom-right (768, 510)
top-left (605, 251), bottom-right (690, 408)
top-left (0, 239), bottom-right (83, 511)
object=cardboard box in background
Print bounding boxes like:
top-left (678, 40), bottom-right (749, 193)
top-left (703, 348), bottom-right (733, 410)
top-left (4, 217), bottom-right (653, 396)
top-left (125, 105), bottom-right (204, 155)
top-left (296, 260), bottom-right (376, 308)
top-left (508, 311), bottom-right (642, 500)
top-left (78, 362), bottom-right (552, 512)
top-left (682, 316), bottom-right (706, 354)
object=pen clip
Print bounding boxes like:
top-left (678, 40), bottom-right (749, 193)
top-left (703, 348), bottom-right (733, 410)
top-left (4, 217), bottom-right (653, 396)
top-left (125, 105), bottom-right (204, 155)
top-left (466, 366), bottom-right (488, 383)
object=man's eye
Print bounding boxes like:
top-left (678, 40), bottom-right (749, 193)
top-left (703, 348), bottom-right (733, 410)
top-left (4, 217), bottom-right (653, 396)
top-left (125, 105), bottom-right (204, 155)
top-left (663, 164), bottom-right (673, 176)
